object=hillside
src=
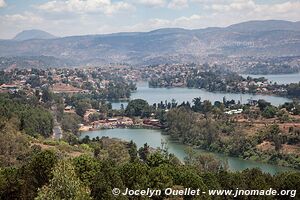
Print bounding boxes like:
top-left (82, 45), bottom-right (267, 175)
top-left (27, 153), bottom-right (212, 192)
top-left (1, 20), bottom-right (300, 66)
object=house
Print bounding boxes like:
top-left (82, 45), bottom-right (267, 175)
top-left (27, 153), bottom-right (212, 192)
top-left (224, 109), bottom-right (243, 115)
top-left (143, 119), bottom-right (161, 127)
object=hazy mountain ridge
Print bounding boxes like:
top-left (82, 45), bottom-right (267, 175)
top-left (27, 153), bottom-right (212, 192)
top-left (13, 29), bottom-right (57, 41)
top-left (1, 20), bottom-right (300, 67)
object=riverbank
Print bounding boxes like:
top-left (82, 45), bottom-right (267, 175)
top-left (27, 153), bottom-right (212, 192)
top-left (80, 128), bottom-right (298, 174)
top-left (79, 118), bottom-right (162, 132)
top-left (240, 73), bottom-right (300, 85)
top-left (160, 131), bottom-right (300, 170)
top-left (79, 122), bottom-right (300, 171)
top-left (148, 84), bottom-right (290, 99)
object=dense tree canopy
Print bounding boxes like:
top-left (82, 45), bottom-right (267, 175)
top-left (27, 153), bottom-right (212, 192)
top-left (0, 94), bottom-right (53, 137)
top-left (125, 99), bottom-right (150, 117)
top-left (35, 160), bottom-right (92, 200)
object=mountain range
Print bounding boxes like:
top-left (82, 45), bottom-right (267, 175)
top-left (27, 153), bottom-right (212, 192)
top-left (0, 20), bottom-right (300, 67)
top-left (13, 29), bottom-right (57, 41)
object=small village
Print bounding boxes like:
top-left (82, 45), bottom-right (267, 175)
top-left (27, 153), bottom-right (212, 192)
top-left (0, 64), bottom-right (291, 97)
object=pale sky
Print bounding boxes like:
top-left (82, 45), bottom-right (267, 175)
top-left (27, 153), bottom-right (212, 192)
top-left (0, 0), bottom-right (300, 39)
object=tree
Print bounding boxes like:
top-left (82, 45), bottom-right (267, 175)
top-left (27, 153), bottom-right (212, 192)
top-left (91, 160), bottom-right (126, 200)
top-left (61, 113), bottom-right (81, 135)
top-left (75, 100), bottom-right (92, 117)
top-left (0, 95), bottom-right (53, 137)
top-left (257, 99), bottom-right (271, 111)
top-left (128, 140), bottom-right (138, 162)
top-left (192, 97), bottom-right (202, 112)
top-left (21, 149), bottom-right (58, 199)
top-left (202, 100), bottom-right (212, 117)
top-left (63, 131), bottom-right (79, 145)
top-left (147, 152), bottom-right (167, 167)
top-left (88, 113), bottom-right (101, 122)
top-left (20, 107), bottom-right (54, 137)
top-left (125, 99), bottom-right (150, 117)
top-left (138, 143), bottom-right (150, 162)
top-left (0, 119), bottom-right (30, 167)
top-left (147, 164), bottom-right (173, 192)
top-left (35, 160), bottom-right (92, 200)
top-left (0, 167), bottom-right (22, 200)
top-left (262, 106), bottom-right (277, 118)
top-left (119, 162), bottom-right (148, 191)
top-left (73, 155), bottom-right (100, 186)
top-left (26, 75), bottom-right (41, 88)
top-left (242, 168), bottom-right (274, 193)
top-left (193, 153), bottom-right (224, 173)
top-left (41, 88), bottom-right (53, 103)
top-left (184, 147), bottom-right (224, 173)
top-left (184, 147), bottom-right (197, 165)
top-left (268, 124), bottom-right (282, 152)
top-left (275, 172), bottom-right (300, 199)
top-left (176, 168), bottom-right (208, 200)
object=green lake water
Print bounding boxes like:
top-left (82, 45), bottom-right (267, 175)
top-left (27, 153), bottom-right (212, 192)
top-left (104, 74), bottom-right (300, 174)
top-left (80, 128), bottom-right (297, 175)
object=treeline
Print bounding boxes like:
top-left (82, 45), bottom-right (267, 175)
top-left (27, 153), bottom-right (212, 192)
top-left (286, 82), bottom-right (300, 98)
top-left (186, 71), bottom-right (244, 93)
top-left (0, 93), bottom-right (53, 137)
top-left (149, 70), bottom-right (246, 93)
top-left (1, 139), bottom-right (299, 200)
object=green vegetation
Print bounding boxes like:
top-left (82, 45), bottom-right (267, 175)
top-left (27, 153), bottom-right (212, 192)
top-left (125, 99), bottom-right (150, 117)
top-left (35, 160), bottom-right (92, 200)
top-left (1, 66), bottom-right (300, 200)
top-left (61, 113), bottom-right (81, 135)
top-left (1, 140), bottom-right (299, 200)
top-left (0, 94), bottom-right (53, 137)
top-left (287, 82), bottom-right (300, 98)
top-left (165, 104), bottom-right (300, 169)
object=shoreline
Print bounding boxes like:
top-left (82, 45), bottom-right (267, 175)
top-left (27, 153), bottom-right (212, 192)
top-left (80, 127), bottom-right (299, 172)
top-left (79, 123), bottom-right (163, 133)
top-left (148, 85), bottom-right (294, 100)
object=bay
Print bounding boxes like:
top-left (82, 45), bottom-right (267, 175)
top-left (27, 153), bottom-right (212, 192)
top-left (111, 82), bottom-right (291, 109)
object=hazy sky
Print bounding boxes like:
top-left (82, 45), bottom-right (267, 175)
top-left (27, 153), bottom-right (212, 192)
top-left (0, 0), bottom-right (299, 39)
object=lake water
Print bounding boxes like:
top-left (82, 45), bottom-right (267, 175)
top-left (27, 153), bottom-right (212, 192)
top-left (111, 82), bottom-right (291, 109)
top-left (241, 73), bottom-right (300, 85)
top-left (81, 128), bottom-right (297, 175)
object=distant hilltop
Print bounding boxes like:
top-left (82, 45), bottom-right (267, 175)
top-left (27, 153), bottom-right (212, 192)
top-left (13, 29), bottom-right (57, 41)
top-left (0, 20), bottom-right (299, 67)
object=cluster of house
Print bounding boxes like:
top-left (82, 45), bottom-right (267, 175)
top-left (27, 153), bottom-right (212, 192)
top-left (236, 80), bottom-right (287, 94)
top-left (0, 66), bottom-right (144, 96)
top-left (64, 106), bottom-right (162, 131)
top-left (0, 84), bottom-right (21, 93)
top-left (145, 64), bottom-right (195, 87)
top-left (90, 117), bottom-right (134, 129)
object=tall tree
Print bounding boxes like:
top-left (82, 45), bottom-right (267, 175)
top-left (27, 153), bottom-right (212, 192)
top-left (35, 160), bottom-right (92, 200)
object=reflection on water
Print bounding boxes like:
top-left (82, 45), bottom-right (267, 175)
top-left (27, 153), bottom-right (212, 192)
top-left (81, 128), bottom-right (297, 175)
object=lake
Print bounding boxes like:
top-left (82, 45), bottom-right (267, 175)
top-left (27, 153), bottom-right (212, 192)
top-left (241, 73), bottom-right (300, 85)
top-left (81, 128), bottom-right (297, 175)
top-left (111, 82), bottom-right (291, 109)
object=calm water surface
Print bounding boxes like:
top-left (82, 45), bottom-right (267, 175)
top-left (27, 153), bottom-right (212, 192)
top-left (111, 82), bottom-right (291, 109)
top-left (81, 128), bottom-right (297, 175)
top-left (241, 73), bottom-right (300, 85)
